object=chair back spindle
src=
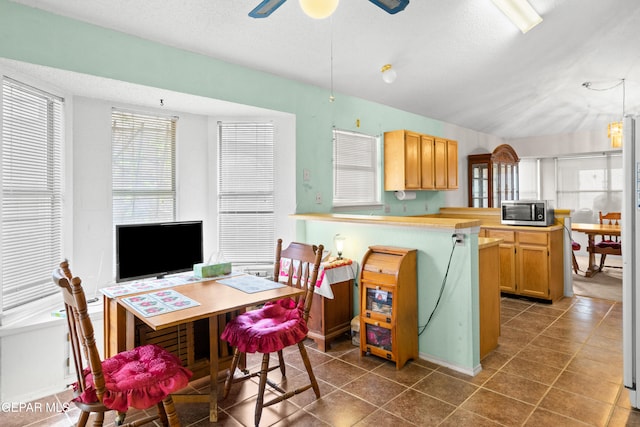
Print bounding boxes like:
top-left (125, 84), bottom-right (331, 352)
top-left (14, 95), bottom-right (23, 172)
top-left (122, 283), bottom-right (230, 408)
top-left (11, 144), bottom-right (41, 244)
top-left (274, 239), bottom-right (324, 322)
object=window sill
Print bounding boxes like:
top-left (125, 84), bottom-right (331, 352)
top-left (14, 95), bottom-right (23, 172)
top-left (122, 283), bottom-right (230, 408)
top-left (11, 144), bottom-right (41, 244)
top-left (0, 298), bottom-right (103, 338)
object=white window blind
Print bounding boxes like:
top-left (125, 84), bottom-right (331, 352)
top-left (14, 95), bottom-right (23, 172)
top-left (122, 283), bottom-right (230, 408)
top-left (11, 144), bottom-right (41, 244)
top-left (333, 129), bottom-right (380, 207)
top-left (112, 109), bottom-right (177, 226)
top-left (1, 77), bottom-right (63, 311)
top-left (557, 153), bottom-right (622, 222)
top-left (217, 122), bottom-right (275, 265)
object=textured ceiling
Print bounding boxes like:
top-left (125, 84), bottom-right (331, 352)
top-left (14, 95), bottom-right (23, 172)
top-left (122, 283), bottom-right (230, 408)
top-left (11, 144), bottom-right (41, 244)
top-left (7, 0), bottom-right (640, 139)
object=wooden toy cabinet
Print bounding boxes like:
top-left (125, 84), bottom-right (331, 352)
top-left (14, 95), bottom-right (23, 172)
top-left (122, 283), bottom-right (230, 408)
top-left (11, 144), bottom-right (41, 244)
top-left (359, 245), bottom-right (417, 369)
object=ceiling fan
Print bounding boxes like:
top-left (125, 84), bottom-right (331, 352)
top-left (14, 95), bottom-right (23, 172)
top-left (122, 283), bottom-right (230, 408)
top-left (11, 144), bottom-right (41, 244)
top-left (249, 0), bottom-right (410, 19)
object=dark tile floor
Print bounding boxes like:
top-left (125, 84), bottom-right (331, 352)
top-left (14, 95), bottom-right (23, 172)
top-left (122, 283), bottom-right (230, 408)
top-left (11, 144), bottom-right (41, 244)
top-left (5, 295), bottom-right (640, 426)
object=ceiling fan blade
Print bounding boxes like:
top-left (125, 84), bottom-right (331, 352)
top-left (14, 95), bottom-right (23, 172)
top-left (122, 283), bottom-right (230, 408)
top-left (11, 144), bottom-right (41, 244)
top-left (368, 0), bottom-right (409, 14)
top-left (249, 0), bottom-right (287, 18)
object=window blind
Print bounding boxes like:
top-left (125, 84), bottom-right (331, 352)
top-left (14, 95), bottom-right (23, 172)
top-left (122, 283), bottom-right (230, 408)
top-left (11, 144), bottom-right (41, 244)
top-left (556, 153), bottom-right (622, 221)
top-left (1, 77), bottom-right (63, 311)
top-left (333, 129), bottom-right (379, 206)
top-left (217, 122), bottom-right (275, 265)
top-left (112, 109), bottom-right (177, 226)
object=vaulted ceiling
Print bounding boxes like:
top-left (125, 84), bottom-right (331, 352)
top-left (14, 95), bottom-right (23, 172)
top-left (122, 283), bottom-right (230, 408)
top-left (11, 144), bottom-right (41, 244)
top-left (8, 0), bottom-right (640, 139)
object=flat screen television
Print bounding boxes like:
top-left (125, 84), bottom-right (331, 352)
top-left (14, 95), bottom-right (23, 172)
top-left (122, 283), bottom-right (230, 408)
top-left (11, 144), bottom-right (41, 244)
top-left (115, 220), bottom-right (203, 282)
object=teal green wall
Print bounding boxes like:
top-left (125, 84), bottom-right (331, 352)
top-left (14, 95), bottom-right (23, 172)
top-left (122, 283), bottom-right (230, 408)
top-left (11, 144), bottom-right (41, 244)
top-left (0, 0), bottom-right (479, 371)
top-left (300, 220), bottom-right (480, 370)
top-left (0, 0), bottom-right (448, 216)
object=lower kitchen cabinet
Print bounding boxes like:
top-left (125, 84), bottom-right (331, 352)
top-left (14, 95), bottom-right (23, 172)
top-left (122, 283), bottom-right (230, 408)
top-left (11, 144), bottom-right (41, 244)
top-left (483, 226), bottom-right (564, 301)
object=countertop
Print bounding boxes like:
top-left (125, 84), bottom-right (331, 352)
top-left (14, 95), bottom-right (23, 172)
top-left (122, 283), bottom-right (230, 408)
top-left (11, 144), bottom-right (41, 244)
top-left (478, 237), bottom-right (503, 249)
top-left (291, 213), bottom-right (481, 230)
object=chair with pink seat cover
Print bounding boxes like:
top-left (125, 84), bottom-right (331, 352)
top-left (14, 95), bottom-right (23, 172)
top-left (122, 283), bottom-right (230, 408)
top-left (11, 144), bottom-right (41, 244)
top-left (595, 211), bottom-right (621, 271)
top-left (52, 260), bottom-right (192, 427)
top-left (221, 239), bottom-right (324, 426)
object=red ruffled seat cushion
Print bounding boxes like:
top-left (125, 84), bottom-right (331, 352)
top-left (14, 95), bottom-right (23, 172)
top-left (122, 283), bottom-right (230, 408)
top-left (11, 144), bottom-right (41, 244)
top-left (571, 241), bottom-right (581, 251)
top-left (221, 298), bottom-right (308, 354)
top-left (596, 240), bottom-right (621, 249)
top-left (74, 344), bottom-right (192, 413)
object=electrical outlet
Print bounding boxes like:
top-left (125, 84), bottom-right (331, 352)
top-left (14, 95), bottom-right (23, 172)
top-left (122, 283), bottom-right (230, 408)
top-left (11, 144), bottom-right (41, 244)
top-left (315, 192), bottom-right (322, 204)
top-left (303, 169), bottom-right (310, 181)
top-left (454, 233), bottom-right (465, 246)
top-left (384, 204), bottom-right (391, 213)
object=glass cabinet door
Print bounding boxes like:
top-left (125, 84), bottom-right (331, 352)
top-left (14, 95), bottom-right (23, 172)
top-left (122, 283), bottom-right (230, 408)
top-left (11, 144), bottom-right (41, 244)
top-left (471, 163), bottom-right (489, 207)
top-left (364, 322), bottom-right (392, 352)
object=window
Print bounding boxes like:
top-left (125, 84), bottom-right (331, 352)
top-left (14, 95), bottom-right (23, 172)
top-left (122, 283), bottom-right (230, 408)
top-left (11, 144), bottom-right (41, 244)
top-left (332, 129), bottom-right (380, 207)
top-left (557, 153), bottom-right (622, 223)
top-left (217, 122), bottom-right (275, 265)
top-left (518, 158), bottom-right (539, 200)
top-left (112, 109), bottom-right (177, 226)
top-left (1, 77), bottom-right (63, 312)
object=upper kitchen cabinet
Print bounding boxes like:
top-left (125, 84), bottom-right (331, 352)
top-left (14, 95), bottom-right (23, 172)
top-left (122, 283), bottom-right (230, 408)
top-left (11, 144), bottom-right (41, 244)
top-left (384, 130), bottom-right (458, 191)
top-left (468, 144), bottom-right (519, 207)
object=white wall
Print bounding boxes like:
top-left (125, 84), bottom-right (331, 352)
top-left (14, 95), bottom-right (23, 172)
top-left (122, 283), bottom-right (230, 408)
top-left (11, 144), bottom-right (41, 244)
top-left (508, 129), bottom-right (619, 158)
top-left (442, 122), bottom-right (505, 207)
top-left (0, 93), bottom-right (296, 403)
top-left (71, 97), bottom-right (296, 288)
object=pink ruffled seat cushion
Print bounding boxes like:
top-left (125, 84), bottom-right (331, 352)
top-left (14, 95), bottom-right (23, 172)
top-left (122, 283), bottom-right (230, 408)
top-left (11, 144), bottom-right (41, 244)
top-left (221, 298), bottom-right (308, 354)
top-left (596, 240), bottom-right (621, 249)
top-left (74, 344), bottom-right (192, 413)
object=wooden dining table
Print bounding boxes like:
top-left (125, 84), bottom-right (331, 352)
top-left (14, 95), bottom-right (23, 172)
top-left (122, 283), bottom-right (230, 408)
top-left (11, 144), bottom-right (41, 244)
top-left (571, 222), bottom-right (621, 277)
top-left (105, 275), bottom-right (305, 422)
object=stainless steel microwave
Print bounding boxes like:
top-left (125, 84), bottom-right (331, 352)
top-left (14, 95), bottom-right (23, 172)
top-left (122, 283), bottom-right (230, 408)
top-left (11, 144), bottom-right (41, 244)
top-left (500, 200), bottom-right (555, 226)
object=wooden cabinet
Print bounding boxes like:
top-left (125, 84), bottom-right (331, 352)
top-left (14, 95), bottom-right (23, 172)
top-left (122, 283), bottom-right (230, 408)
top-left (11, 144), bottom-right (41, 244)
top-left (306, 277), bottom-right (354, 352)
top-left (468, 144), bottom-right (519, 207)
top-left (483, 227), bottom-right (564, 301)
top-left (479, 238), bottom-right (501, 359)
top-left (485, 229), bottom-right (516, 293)
top-left (384, 130), bottom-right (458, 191)
top-left (359, 245), bottom-right (417, 369)
top-left (445, 139), bottom-right (459, 189)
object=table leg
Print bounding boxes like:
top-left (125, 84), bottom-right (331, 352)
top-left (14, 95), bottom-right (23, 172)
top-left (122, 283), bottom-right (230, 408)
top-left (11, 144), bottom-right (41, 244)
top-left (209, 315), bottom-right (219, 422)
top-left (585, 235), bottom-right (599, 277)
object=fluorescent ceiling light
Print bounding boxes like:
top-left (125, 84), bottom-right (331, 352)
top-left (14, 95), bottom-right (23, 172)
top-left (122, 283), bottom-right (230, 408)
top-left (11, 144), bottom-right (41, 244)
top-left (491, 0), bottom-right (543, 33)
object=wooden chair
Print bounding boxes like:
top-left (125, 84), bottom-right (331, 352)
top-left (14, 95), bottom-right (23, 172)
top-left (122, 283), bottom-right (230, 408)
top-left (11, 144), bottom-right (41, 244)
top-left (571, 241), bottom-right (581, 274)
top-left (52, 260), bottom-right (192, 427)
top-left (221, 239), bottom-right (324, 426)
top-left (595, 211), bottom-right (622, 270)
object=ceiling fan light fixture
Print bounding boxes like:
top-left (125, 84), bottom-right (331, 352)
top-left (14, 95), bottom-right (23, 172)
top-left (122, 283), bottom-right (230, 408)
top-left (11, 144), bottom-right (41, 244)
top-left (381, 64), bottom-right (397, 84)
top-left (299, 0), bottom-right (339, 19)
top-left (368, 0), bottom-right (410, 14)
top-left (491, 0), bottom-right (542, 33)
top-left (249, 0), bottom-right (287, 18)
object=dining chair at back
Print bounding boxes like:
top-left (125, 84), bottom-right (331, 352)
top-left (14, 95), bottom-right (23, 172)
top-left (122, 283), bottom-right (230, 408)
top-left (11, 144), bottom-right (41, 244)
top-left (595, 211), bottom-right (622, 271)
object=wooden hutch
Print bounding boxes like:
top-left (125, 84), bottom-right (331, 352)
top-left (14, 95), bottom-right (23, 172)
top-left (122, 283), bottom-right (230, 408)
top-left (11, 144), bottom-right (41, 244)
top-left (468, 144), bottom-right (520, 208)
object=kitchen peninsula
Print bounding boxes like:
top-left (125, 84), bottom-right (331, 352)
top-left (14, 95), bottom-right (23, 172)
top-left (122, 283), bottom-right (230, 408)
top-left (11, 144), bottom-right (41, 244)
top-left (293, 213), bottom-right (484, 375)
top-left (293, 209), bottom-right (568, 375)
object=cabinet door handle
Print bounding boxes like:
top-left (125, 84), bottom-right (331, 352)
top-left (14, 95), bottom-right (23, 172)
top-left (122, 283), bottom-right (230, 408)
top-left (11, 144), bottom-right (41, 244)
top-left (374, 322), bottom-right (380, 326)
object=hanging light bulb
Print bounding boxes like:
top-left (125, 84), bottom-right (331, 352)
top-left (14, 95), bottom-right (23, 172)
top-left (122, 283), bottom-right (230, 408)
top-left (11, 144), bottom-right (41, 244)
top-left (608, 121), bottom-right (623, 148)
top-left (381, 64), bottom-right (397, 84)
top-left (299, 0), bottom-right (339, 19)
